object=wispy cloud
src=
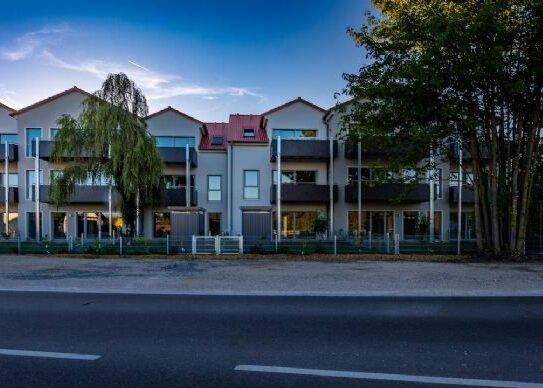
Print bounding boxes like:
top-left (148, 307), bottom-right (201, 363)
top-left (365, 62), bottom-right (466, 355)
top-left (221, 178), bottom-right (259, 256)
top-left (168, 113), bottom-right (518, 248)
top-left (0, 84), bottom-right (21, 108)
top-left (1, 25), bottom-right (70, 61)
top-left (41, 50), bottom-right (262, 100)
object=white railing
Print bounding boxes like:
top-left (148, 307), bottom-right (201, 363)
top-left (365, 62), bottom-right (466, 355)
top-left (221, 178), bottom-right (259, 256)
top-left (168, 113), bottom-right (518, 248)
top-left (191, 235), bottom-right (243, 255)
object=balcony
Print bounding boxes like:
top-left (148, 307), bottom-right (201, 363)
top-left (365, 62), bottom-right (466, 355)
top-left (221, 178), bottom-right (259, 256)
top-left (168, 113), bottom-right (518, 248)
top-left (165, 187), bottom-right (198, 207)
top-left (449, 186), bottom-right (475, 204)
top-left (0, 187), bottom-right (19, 203)
top-left (0, 144), bottom-right (18, 162)
top-left (270, 139), bottom-right (337, 161)
top-left (37, 141), bottom-right (92, 161)
top-left (344, 141), bottom-right (395, 159)
top-left (158, 147), bottom-right (197, 167)
top-left (38, 185), bottom-right (110, 204)
top-left (345, 182), bottom-right (430, 203)
top-left (270, 184), bottom-right (337, 203)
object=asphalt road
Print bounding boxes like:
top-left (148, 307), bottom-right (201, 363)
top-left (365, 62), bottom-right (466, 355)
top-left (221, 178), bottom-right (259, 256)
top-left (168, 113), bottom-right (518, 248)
top-left (0, 292), bottom-right (542, 387)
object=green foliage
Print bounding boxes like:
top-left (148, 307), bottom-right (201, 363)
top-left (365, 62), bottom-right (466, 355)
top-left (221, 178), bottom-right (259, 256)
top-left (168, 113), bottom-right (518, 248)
top-left (50, 73), bottom-right (165, 235)
top-left (314, 211), bottom-right (328, 235)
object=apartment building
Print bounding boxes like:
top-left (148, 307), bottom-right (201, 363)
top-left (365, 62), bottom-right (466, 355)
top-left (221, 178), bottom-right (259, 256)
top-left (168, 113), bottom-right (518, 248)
top-left (1, 87), bottom-right (474, 241)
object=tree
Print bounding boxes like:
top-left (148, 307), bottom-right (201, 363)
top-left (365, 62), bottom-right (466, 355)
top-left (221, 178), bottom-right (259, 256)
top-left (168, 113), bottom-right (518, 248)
top-left (50, 73), bottom-right (164, 236)
top-left (341, 0), bottom-right (543, 255)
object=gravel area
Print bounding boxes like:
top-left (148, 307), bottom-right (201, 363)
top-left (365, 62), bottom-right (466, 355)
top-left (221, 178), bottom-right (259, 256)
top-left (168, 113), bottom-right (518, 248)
top-left (0, 255), bottom-right (542, 296)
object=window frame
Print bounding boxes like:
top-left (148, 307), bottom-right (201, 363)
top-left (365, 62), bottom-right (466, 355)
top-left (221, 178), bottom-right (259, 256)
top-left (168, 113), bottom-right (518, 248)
top-left (243, 170), bottom-right (260, 200)
top-left (25, 127), bottom-right (42, 157)
top-left (207, 175), bottom-right (222, 201)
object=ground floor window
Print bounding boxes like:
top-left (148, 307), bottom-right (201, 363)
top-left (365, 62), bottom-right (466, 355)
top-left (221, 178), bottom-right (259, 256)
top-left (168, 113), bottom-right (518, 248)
top-left (403, 211), bottom-right (442, 240)
top-left (0, 212), bottom-right (18, 237)
top-left (154, 212), bottom-right (171, 237)
top-left (51, 212), bottom-right (68, 239)
top-left (272, 211), bottom-right (317, 238)
top-left (27, 212), bottom-right (43, 239)
top-left (449, 212), bottom-right (475, 240)
top-left (347, 211), bottom-right (394, 238)
top-left (77, 212), bottom-right (118, 238)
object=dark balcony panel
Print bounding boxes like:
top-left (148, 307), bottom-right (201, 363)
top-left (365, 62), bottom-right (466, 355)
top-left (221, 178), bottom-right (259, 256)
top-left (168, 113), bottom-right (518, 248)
top-left (0, 144), bottom-right (18, 162)
top-left (270, 184), bottom-right (337, 203)
top-left (345, 183), bottom-right (430, 203)
top-left (0, 187), bottom-right (19, 203)
top-left (37, 141), bottom-right (93, 161)
top-left (158, 147), bottom-right (198, 167)
top-left (270, 140), bottom-right (337, 161)
top-left (449, 186), bottom-right (475, 204)
top-left (344, 141), bottom-right (393, 159)
top-left (38, 185), bottom-right (110, 204)
top-left (165, 187), bottom-right (198, 207)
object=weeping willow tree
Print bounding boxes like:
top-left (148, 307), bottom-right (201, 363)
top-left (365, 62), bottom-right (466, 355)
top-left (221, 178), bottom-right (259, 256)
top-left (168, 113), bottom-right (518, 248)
top-left (341, 0), bottom-right (543, 255)
top-left (50, 73), bottom-right (164, 236)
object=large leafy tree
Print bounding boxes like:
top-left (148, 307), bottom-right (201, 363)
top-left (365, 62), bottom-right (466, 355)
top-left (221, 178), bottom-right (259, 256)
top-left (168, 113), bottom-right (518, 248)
top-left (341, 0), bottom-right (543, 255)
top-left (50, 73), bottom-right (164, 236)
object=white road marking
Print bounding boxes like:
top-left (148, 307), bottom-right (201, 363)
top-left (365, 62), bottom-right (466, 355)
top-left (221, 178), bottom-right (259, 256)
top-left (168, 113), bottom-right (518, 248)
top-left (0, 348), bottom-right (101, 361)
top-left (234, 365), bottom-right (543, 388)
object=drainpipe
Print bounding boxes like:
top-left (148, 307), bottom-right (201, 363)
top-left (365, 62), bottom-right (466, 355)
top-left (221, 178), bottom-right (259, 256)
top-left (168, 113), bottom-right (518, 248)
top-left (35, 137), bottom-right (40, 242)
top-left (108, 144), bottom-right (112, 239)
top-left (429, 146), bottom-right (435, 242)
top-left (276, 136), bottom-right (282, 242)
top-left (357, 139), bottom-right (362, 238)
top-left (227, 143), bottom-right (232, 234)
top-left (458, 140), bottom-right (463, 255)
top-left (4, 141), bottom-right (8, 235)
top-left (185, 144), bottom-right (190, 208)
top-left (328, 129), bottom-right (334, 238)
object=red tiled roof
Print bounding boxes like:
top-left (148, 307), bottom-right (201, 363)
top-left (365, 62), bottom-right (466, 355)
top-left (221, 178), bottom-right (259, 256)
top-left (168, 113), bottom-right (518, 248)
top-left (10, 86), bottom-right (93, 117)
top-left (146, 106), bottom-right (206, 128)
top-left (0, 101), bottom-right (15, 114)
top-left (262, 97), bottom-right (326, 116)
top-left (199, 114), bottom-right (268, 151)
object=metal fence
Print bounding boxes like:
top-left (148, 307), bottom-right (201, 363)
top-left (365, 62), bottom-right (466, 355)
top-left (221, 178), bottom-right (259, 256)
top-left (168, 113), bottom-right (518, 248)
top-left (0, 235), bottom-right (541, 256)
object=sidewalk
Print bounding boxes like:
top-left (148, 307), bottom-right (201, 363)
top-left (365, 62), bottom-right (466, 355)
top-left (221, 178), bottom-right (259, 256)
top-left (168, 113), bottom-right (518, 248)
top-left (0, 255), bottom-right (542, 296)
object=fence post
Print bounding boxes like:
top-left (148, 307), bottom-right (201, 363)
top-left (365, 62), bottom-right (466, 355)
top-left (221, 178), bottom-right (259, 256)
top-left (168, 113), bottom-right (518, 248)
top-left (192, 235), bottom-right (196, 254)
top-left (119, 236), bottom-right (123, 255)
top-left (394, 234), bottom-right (400, 255)
top-left (369, 231), bottom-right (372, 249)
top-left (275, 234), bottom-right (278, 253)
top-left (215, 235), bottom-right (221, 255)
top-left (166, 234), bottom-right (169, 256)
top-left (239, 236), bottom-right (243, 255)
top-left (17, 236), bottom-right (21, 255)
top-left (81, 233), bottom-right (84, 247)
top-left (334, 234), bottom-right (337, 256)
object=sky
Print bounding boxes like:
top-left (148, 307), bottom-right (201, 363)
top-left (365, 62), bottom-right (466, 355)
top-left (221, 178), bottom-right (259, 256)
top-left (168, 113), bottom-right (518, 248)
top-left (0, 0), bottom-right (372, 122)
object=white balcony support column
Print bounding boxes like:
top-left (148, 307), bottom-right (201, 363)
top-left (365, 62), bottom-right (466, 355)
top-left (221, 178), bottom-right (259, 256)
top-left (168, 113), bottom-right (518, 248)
top-left (136, 190), bottom-right (140, 237)
top-left (276, 136), bottom-right (282, 242)
top-left (35, 137), bottom-right (40, 242)
top-left (108, 145), bottom-right (112, 239)
top-left (429, 147), bottom-right (435, 243)
top-left (185, 144), bottom-right (190, 208)
top-left (458, 140), bottom-right (463, 255)
top-left (329, 137), bottom-right (334, 237)
top-left (4, 141), bottom-right (9, 235)
top-left (357, 140), bottom-right (362, 238)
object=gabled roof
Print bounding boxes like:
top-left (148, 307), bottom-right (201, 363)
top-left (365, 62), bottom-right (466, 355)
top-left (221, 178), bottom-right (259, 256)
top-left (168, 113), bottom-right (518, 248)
top-left (0, 101), bottom-right (15, 114)
top-left (10, 86), bottom-right (93, 117)
top-left (227, 114), bottom-right (268, 144)
top-left (262, 97), bottom-right (326, 116)
top-left (323, 98), bottom-right (356, 121)
top-left (146, 106), bottom-right (205, 125)
top-left (199, 122), bottom-right (228, 151)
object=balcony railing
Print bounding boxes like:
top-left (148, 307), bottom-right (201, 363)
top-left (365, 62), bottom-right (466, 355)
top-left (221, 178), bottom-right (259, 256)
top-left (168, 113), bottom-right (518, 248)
top-left (270, 184), bottom-right (337, 203)
top-left (0, 187), bottom-right (18, 203)
top-left (38, 185), bottom-right (111, 204)
top-left (0, 144), bottom-right (18, 162)
top-left (270, 139), bottom-right (337, 161)
top-left (158, 147), bottom-right (198, 167)
top-left (165, 187), bottom-right (198, 207)
top-left (37, 141), bottom-right (93, 161)
top-left (345, 182), bottom-right (430, 203)
top-left (449, 186), bottom-right (475, 204)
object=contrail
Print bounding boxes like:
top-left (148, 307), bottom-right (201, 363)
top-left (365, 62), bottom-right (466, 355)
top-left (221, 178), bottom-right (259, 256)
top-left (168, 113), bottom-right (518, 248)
top-left (128, 60), bottom-right (150, 72)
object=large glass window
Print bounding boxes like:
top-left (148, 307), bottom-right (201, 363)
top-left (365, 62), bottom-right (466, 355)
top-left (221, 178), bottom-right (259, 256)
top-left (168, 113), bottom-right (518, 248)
top-left (51, 212), bottom-right (68, 239)
top-left (244, 170), bottom-right (259, 199)
top-left (154, 136), bottom-right (195, 148)
top-left (27, 212), bottom-right (43, 239)
top-left (25, 170), bottom-right (43, 200)
top-left (273, 211), bottom-right (317, 237)
top-left (154, 212), bottom-right (171, 237)
top-left (272, 129), bottom-right (317, 139)
top-left (348, 211), bottom-right (393, 238)
top-left (50, 128), bottom-right (59, 139)
top-left (208, 175), bottom-right (221, 201)
top-left (76, 212), bottom-right (111, 238)
top-left (347, 167), bottom-right (371, 184)
top-left (1, 173), bottom-right (18, 187)
top-left (273, 170), bottom-right (316, 184)
top-left (26, 128), bottom-right (41, 157)
top-left (0, 212), bottom-right (18, 236)
top-left (403, 211), bottom-right (442, 240)
top-left (163, 175), bottom-right (195, 188)
top-left (0, 134), bottom-right (17, 144)
top-left (449, 212), bottom-right (475, 240)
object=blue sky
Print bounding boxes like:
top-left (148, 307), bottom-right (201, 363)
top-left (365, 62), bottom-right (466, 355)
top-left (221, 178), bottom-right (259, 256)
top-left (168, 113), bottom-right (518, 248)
top-left (0, 0), bottom-right (372, 121)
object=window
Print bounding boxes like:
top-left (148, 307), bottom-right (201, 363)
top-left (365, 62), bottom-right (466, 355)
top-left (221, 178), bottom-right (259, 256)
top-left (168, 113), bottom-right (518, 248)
top-left (243, 128), bottom-right (255, 138)
top-left (25, 170), bottom-right (43, 200)
top-left (0, 212), bottom-right (18, 236)
top-left (50, 128), bottom-right (59, 139)
top-left (26, 128), bottom-right (41, 157)
top-left (272, 129), bottom-right (317, 139)
top-left (154, 136), bottom-right (195, 148)
top-left (273, 211), bottom-right (317, 237)
top-left (348, 211), bottom-right (394, 237)
top-left (0, 134), bottom-right (17, 144)
top-left (449, 172), bottom-right (474, 186)
top-left (348, 167), bottom-right (371, 184)
top-left (51, 212), bottom-right (68, 239)
top-left (208, 175), bottom-right (221, 201)
top-left (403, 211), bottom-right (442, 240)
top-left (76, 173), bottom-right (109, 186)
top-left (401, 168), bottom-right (418, 183)
top-left (244, 170), bottom-right (259, 199)
top-left (449, 212), bottom-right (475, 240)
top-left (273, 170), bottom-right (316, 184)
top-left (153, 212), bottom-right (171, 237)
top-left (0, 173), bottom-right (18, 187)
top-left (163, 175), bottom-right (195, 188)
top-left (211, 136), bottom-right (223, 145)
top-left (27, 212), bottom-right (43, 239)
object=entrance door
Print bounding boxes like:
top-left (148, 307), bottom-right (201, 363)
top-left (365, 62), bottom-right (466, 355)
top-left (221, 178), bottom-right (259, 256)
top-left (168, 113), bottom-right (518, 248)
top-left (208, 213), bottom-right (221, 236)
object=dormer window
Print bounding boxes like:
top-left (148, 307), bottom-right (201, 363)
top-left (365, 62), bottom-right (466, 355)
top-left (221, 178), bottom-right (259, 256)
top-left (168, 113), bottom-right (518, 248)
top-left (211, 136), bottom-right (223, 145)
top-left (243, 128), bottom-right (255, 138)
